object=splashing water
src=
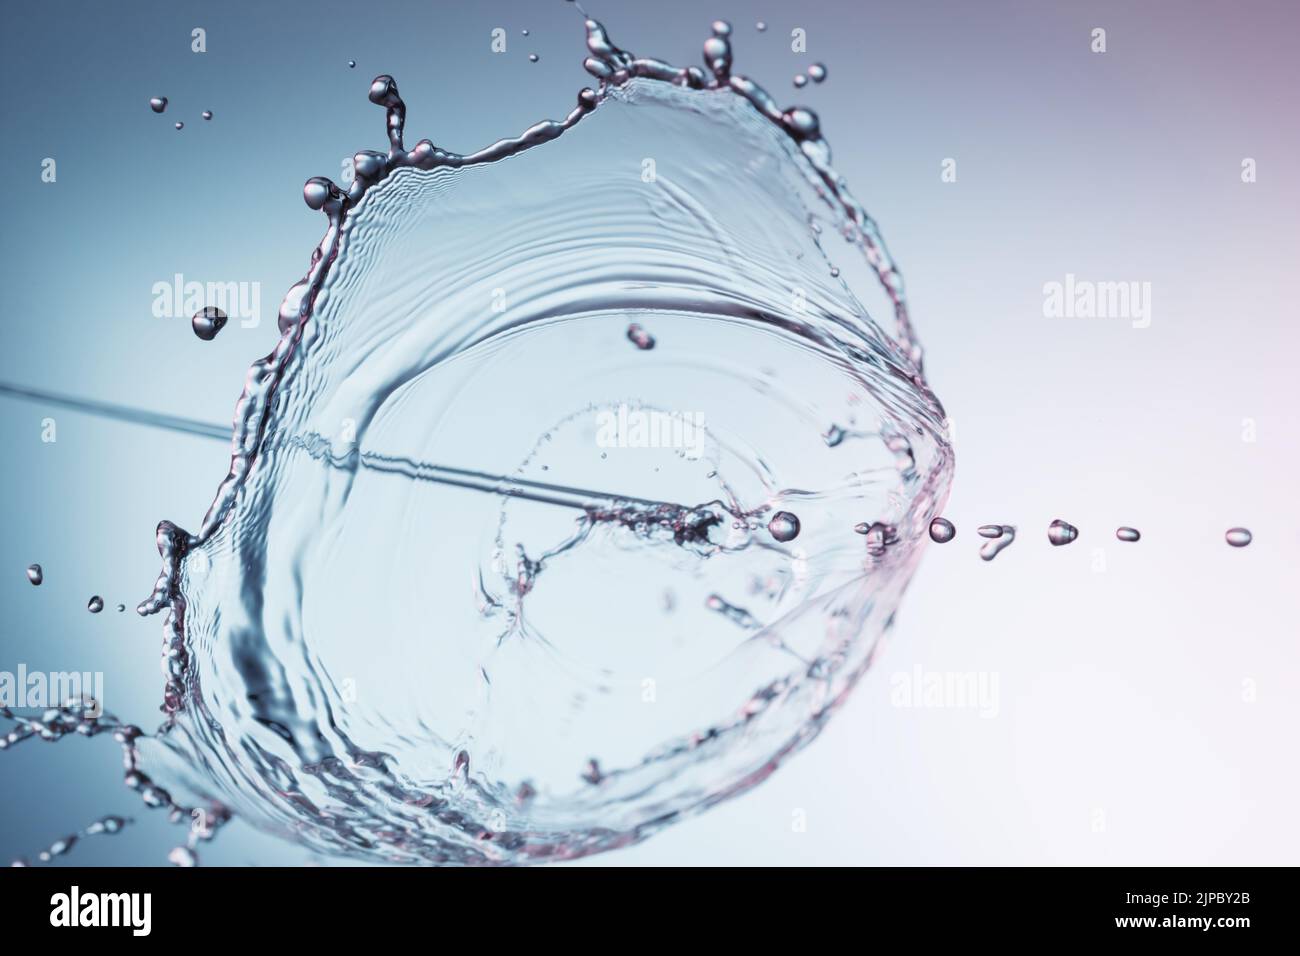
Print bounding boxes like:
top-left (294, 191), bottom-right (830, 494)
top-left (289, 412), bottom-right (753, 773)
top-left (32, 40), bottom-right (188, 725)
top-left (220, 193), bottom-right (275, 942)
top-left (53, 16), bottom-right (952, 865)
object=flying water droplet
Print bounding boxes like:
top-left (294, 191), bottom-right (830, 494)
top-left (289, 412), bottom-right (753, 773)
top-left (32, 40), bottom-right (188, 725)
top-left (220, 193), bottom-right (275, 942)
top-left (191, 306), bottom-right (228, 341)
top-left (979, 525), bottom-right (1016, 561)
top-left (1225, 527), bottom-right (1252, 548)
top-left (626, 322), bottom-right (655, 350)
top-left (808, 63), bottom-right (827, 83)
top-left (1047, 519), bottom-right (1078, 546)
top-left (1116, 526), bottom-right (1140, 543)
top-left (149, 97), bottom-right (168, 114)
top-left (87, 596), bottom-right (104, 614)
top-left (793, 74), bottom-right (808, 88)
top-left (26, 564), bottom-right (42, 586)
top-left (174, 122), bottom-right (183, 131)
top-left (201, 110), bottom-right (212, 121)
top-left (116, 603), bottom-right (126, 613)
top-left (348, 60), bottom-right (357, 68)
top-left (767, 511), bottom-right (800, 542)
top-left (856, 521), bottom-right (898, 555)
top-left (928, 517), bottom-right (955, 543)
top-left (167, 846), bottom-right (197, 867)
top-left (529, 54), bottom-right (540, 63)
top-left (756, 21), bottom-right (767, 32)
top-left (822, 424), bottom-right (846, 447)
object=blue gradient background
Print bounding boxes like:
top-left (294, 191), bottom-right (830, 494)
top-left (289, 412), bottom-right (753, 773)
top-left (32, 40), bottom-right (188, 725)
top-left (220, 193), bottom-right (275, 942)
top-left (2, 0), bottom-right (1297, 865)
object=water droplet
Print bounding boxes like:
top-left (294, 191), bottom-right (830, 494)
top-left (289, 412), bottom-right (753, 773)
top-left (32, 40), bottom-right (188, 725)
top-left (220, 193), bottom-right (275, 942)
top-left (116, 604), bottom-right (126, 613)
top-left (808, 63), bottom-right (827, 83)
top-left (626, 322), bottom-right (655, 350)
top-left (522, 29), bottom-right (530, 37)
top-left (979, 525), bottom-right (1017, 561)
top-left (767, 511), bottom-right (800, 542)
top-left (1116, 526), bottom-right (1140, 543)
top-left (793, 74), bottom-right (808, 88)
top-left (26, 564), bottom-right (42, 586)
top-left (822, 424), bottom-right (846, 447)
top-left (529, 54), bottom-right (540, 63)
top-left (174, 122), bottom-right (184, 131)
top-left (348, 59), bottom-right (357, 68)
top-left (167, 846), bottom-right (197, 867)
top-left (711, 20), bottom-right (732, 37)
top-left (201, 110), bottom-right (212, 121)
top-left (856, 521), bottom-right (898, 555)
top-left (149, 97), bottom-right (168, 114)
top-left (756, 21), bottom-right (767, 32)
top-left (192, 306), bottom-right (228, 341)
top-left (928, 517), bottom-right (955, 543)
top-left (87, 596), bottom-right (104, 614)
top-left (1047, 519), bottom-right (1078, 546)
top-left (1225, 527), bottom-right (1252, 548)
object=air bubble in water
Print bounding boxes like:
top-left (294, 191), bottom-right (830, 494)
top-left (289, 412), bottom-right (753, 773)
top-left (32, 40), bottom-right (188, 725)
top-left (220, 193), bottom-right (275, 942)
top-left (192, 306), bottom-right (228, 341)
top-left (767, 511), bottom-right (800, 542)
top-left (87, 596), bottom-right (104, 614)
top-left (26, 564), bottom-right (42, 586)
top-left (1116, 527), bottom-right (1140, 542)
top-left (149, 97), bottom-right (167, 113)
top-left (1047, 519), bottom-right (1078, 546)
top-left (928, 517), bottom-right (955, 543)
top-left (626, 322), bottom-right (655, 350)
top-left (1225, 527), bottom-right (1252, 548)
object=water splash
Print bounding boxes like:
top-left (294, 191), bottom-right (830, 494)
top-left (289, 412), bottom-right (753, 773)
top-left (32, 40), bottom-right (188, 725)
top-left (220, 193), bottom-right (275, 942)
top-left (19, 14), bottom-right (952, 865)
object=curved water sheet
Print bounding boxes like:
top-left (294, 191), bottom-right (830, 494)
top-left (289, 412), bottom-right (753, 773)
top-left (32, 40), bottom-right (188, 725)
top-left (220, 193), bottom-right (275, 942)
top-left (136, 20), bottom-right (953, 864)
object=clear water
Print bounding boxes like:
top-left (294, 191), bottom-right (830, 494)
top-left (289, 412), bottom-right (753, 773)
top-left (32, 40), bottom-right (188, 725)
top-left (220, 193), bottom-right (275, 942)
top-left (15, 16), bottom-right (954, 865)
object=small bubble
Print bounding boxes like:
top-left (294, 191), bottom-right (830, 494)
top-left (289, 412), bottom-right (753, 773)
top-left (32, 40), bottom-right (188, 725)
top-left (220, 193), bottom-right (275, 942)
top-left (711, 20), bottom-right (732, 36)
top-left (793, 74), bottom-right (808, 88)
top-left (529, 53), bottom-right (539, 63)
top-left (928, 517), bottom-right (956, 543)
top-left (201, 110), bottom-right (212, 121)
top-left (116, 604), bottom-right (126, 613)
top-left (26, 564), bottom-right (42, 586)
top-left (1047, 519), bottom-right (1078, 546)
top-left (1225, 527), bottom-right (1252, 548)
top-left (149, 97), bottom-right (168, 114)
top-left (174, 122), bottom-right (184, 130)
top-left (756, 21), bottom-right (767, 32)
top-left (87, 596), bottom-right (104, 614)
top-left (192, 306), bottom-right (228, 341)
top-left (1116, 527), bottom-right (1141, 543)
top-left (522, 29), bottom-right (530, 37)
top-left (348, 59), bottom-right (357, 68)
top-left (626, 323), bottom-right (655, 350)
top-left (808, 63), bottom-right (827, 83)
top-left (767, 511), bottom-right (801, 543)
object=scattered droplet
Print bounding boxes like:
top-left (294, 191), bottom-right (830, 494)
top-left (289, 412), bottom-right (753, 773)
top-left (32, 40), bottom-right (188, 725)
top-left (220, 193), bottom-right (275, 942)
top-left (116, 604), bottom-right (126, 613)
top-left (1047, 519), bottom-right (1078, 546)
top-left (26, 564), bottom-right (42, 586)
top-left (192, 306), bottom-right (228, 341)
top-left (807, 63), bottom-right (827, 83)
top-left (793, 74), bottom-right (808, 88)
top-left (87, 596), bottom-right (104, 614)
top-left (822, 423), bottom-right (846, 447)
top-left (928, 517), bottom-right (956, 543)
top-left (1116, 527), bottom-right (1140, 543)
top-left (174, 122), bottom-right (184, 130)
top-left (856, 521), bottom-right (898, 555)
top-left (521, 29), bottom-right (530, 37)
top-left (529, 54), bottom-right (540, 63)
top-left (756, 21), bottom-right (767, 32)
top-left (711, 20), bottom-right (732, 36)
top-left (149, 97), bottom-right (168, 114)
top-left (167, 846), bottom-right (197, 867)
top-left (201, 110), bottom-right (212, 121)
top-left (348, 59), bottom-right (357, 68)
top-left (979, 525), bottom-right (1017, 561)
top-left (626, 322), bottom-right (655, 350)
top-left (977, 524), bottom-right (1004, 538)
top-left (767, 511), bottom-right (800, 543)
top-left (1225, 527), bottom-right (1252, 548)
